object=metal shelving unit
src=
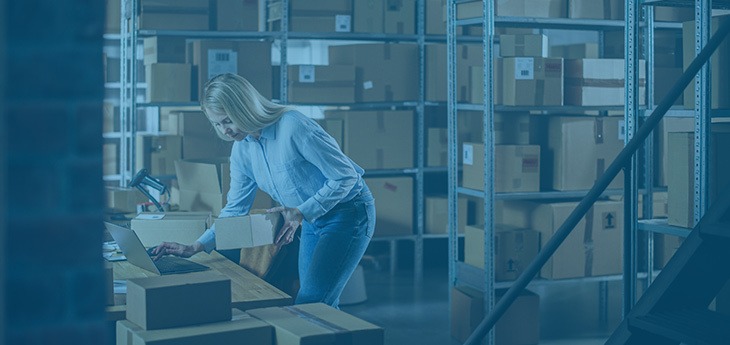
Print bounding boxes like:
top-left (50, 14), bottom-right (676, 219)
top-left (116, 0), bottom-right (454, 282)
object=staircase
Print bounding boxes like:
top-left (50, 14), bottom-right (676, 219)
top-left (606, 185), bottom-right (730, 344)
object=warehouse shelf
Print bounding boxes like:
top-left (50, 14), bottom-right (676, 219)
top-left (457, 187), bottom-right (629, 200)
top-left (423, 233), bottom-right (464, 239)
top-left (104, 82), bottom-right (147, 89)
top-left (638, 219), bottom-right (692, 237)
top-left (644, 107), bottom-right (730, 117)
top-left (137, 29), bottom-right (280, 40)
top-left (456, 16), bottom-right (682, 31)
top-left (457, 103), bottom-right (628, 114)
top-left (102, 132), bottom-right (122, 139)
top-left (103, 174), bottom-right (123, 182)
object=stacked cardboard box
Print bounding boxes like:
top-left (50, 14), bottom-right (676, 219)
top-left (488, 57), bottom-right (564, 106)
top-left (138, 0), bottom-right (210, 31)
top-left (451, 285), bottom-right (539, 344)
top-left (683, 15), bottom-right (730, 109)
top-left (500, 34), bottom-right (548, 58)
top-left (568, 0), bottom-right (623, 20)
top-left (354, 0), bottom-right (415, 34)
top-left (268, 0), bottom-right (352, 32)
top-left (167, 110), bottom-right (233, 159)
top-left (287, 65), bottom-right (356, 103)
top-left (666, 129), bottom-right (730, 228)
top-left (462, 142), bottom-right (540, 193)
top-left (564, 59), bottom-right (646, 106)
top-left (425, 196), bottom-right (468, 234)
top-left (117, 272), bottom-right (274, 344)
top-left (143, 36), bottom-right (192, 102)
top-left (329, 43), bottom-right (419, 102)
top-left (550, 42), bottom-right (599, 59)
top-left (498, 200), bottom-right (624, 279)
top-left (546, 116), bottom-right (625, 191)
top-left (365, 177), bottom-right (413, 237)
top-left (106, 187), bottom-right (149, 213)
top-left (247, 303), bottom-right (384, 344)
top-left (324, 110), bottom-right (414, 170)
top-left (464, 225), bottom-right (540, 281)
top-left (456, 0), bottom-right (567, 19)
top-left (426, 44), bottom-right (483, 102)
top-left (214, 212), bottom-right (284, 250)
top-left (135, 134), bottom-right (183, 176)
top-left (131, 212), bottom-right (212, 247)
top-left (216, 0), bottom-right (260, 31)
top-left (187, 40), bottom-right (273, 101)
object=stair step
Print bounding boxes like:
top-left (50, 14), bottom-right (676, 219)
top-left (629, 308), bottom-right (730, 345)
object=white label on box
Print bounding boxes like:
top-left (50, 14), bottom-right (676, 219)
top-left (208, 49), bottom-right (238, 81)
top-left (335, 15), bottom-right (351, 32)
top-left (136, 214), bottom-right (165, 220)
top-left (299, 65), bottom-right (315, 83)
top-left (618, 120), bottom-right (626, 141)
top-left (463, 144), bottom-right (474, 165)
top-left (363, 81), bottom-right (373, 89)
top-left (514, 57), bottom-right (534, 80)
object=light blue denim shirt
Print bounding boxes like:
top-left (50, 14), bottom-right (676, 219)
top-left (196, 110), bottom-right (365, 252)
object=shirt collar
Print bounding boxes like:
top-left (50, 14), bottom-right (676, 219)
top-left (244, 122), bottom-right (277, 142)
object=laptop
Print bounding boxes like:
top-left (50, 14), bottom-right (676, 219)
top-left (104, 222), bottom-right (209, 275)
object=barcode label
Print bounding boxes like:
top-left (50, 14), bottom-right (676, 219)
top-left (463, 144), bottom-right (474, 165)
top-left (208, 49), bottom-right (238, 80)
top-left (514, 57), bottom-right (534, 80)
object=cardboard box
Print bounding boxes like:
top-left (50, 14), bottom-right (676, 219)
top-left (143, 37), bottom-right (186, 65)
top-left (117, 308), bottom-right (272, 345)
top-left (365, 177), bottom-right (413, 237)
top-left (106, 0), bottom-right (121, 33)
top-left (145, 63), bottom-right (193, 103)
top-left (426, 44), bottom-right (483, 102)
top-left (248, 303), bottom-right (384, 345)
top-left (550, 42), bottom-right (599, 59)
top-left (656, 6), bottom-right (694, 22)
top-left (216, 0), bottom-right (260, 31)
top-left (496, 0), bottom-right (566, 18)
top-left (103, 143), bottom-right (118, 176)
top-left (103, 102), bottom-right (118, 133)
top-left (564, 58), bottom-right (646, 106)
top-left (654, 233), bottom-right (686, 269)
top-left (497, 57), bottom-right (563, 106)
top-left (464, 225), bottom-right (540, 281)
top-left (214, 212), bottom-right (284, 250)
top-left (547, 116), bottom-right (625, 191)
top-left (353, 0), bottom-right (384, 33)
top-left (187, 40), bottom-right (273, 100)
top-left (655, 117), bottom-right (693, 187)
top-left (569, 0), bottom-right (623, 20)
top-left (666, 130), bottom-right (730, 228)
top-left (425, 196), bottom-right (468, 234)
top-left (130, 212), bottom-right (212, 247)
top-left (500, 34), bottom-right (548, 58)
top-left (325, 110), bottom-right (414, 169)
top-left (139, 0), bottom-right (210, 31)
top-left (385, 0), bottom-right (415, 34)
top-left (451, 285), bottom-right (539, 344)
top-left (135, 134), bottom-right (183, 176)
top-left (106, 187), bottom-right (149, 213)
top-left (167, 110), bottom-right (233, 160)
top-left (175, 158), bottom-right (274, 215)
top-left (462, 143), bottom-right (540, 193)
top-left (268, 0), bottom-right (352, 32)
top-left (530, 200), bottom-right (623, 279)
top-left (683, 15), bottom-right (730, 109)
top-left (127, 271), bottom-right (232, 330)
top-left (287, 65), bottom-right (356, 104)
top-left (329, 43), bottom-right (419, 102)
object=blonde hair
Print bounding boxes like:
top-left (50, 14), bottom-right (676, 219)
top-left (201, 73), bottom-right (291, 141)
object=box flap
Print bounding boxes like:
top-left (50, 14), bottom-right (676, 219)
top-left (174, 157), bottom-right (229, 193)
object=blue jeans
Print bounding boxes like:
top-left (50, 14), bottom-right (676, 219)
top-left (295, 185), bottom-right (375, 307)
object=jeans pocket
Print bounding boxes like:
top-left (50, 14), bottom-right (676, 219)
top-left (356, 200), bottom-right (376, 239)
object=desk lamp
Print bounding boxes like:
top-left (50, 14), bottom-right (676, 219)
top-left (128, 168), bottom-right (168, 212)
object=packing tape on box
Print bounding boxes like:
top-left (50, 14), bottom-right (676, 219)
top-left (283, 306), bottom-right (349, 334)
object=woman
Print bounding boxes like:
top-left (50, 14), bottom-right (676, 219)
top-left (151, 73), bottom-right (375, 307)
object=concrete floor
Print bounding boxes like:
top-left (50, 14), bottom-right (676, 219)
top-left (341, 265), bottom-right (610, 345)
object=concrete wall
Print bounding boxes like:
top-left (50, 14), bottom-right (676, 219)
top-left (2, 1), bottom-right (109, 343)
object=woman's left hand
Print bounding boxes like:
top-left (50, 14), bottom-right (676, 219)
top-left (267, 206), bottom-right (303, 247)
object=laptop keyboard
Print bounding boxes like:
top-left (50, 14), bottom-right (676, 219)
top-left (154, 256), bottom-right (209, 274)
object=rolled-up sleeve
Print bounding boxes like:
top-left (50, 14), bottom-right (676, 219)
top-left (295, 126), bottom-right (359, 222)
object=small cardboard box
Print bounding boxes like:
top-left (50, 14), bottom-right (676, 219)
top-left (550, 42), bottom-right (599, 59)
top-left (464, 225), bottom-right (540, 282)
top-left (145, 63), bottom-right (192, 102)
top-left (106, 187), bottom-right (148, 213)
top-left (564, 58), bottom-right (646, 106)
top-left (143, 37), bottom-right (186, 65)
top-left (353, 0), bottom-right (384, 33)
top-left (462, 143), bottom-right (540, 193)
top-left (117, 308), bottom-right (272, 345)
top-left (426, 44), bottom-right (482, 102)
top-left (287, 65), bottom-right (356, 104)
top-left (268, 0), bottom-right (352, 32)
top-left (139, 0), bottom-right (210, 31)
top-left (425, 196), bottom-right (468, 234)
top-left (248, 303), bottom-right (384, 345)
top-left (126, 271), bottom-right (232, 330)
top-left (166, 110), bottom-right (233, 160)
top-left (365, 177), bottom-right (413, 237)
top-left (569, 0), bottom-right (623, 20)
top-left (215, 0), bottom-right (260, 31)
top-left (130, 212), bottom-right (212, 248)
top-left (384, 0), bottom-right (415, 34)
top-left (451, 285), bottom-right (539, 344)
top-left (214, 212), bottom-right (284, 250)
top-left (135, 134), bottom-right (183, 176)
top-left (497, 57), bottom-right (563, 106)
top-left (499, 34), bottom-right (548, 57)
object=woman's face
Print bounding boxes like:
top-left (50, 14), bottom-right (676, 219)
top-left (206, 110), bottom-right (247, 141)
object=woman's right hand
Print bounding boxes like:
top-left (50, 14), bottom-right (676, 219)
top-left (150, 241), bottom-right (203, 261)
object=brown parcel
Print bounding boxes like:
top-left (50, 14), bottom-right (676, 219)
top-left (215, 212), bottom-right (284, 250)
top-left (117, 308), bottom-right (272, 345)
top-left (130, 212), bottom-right (212, 248)
top-left (126, 271), bottom-right (232, 330)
